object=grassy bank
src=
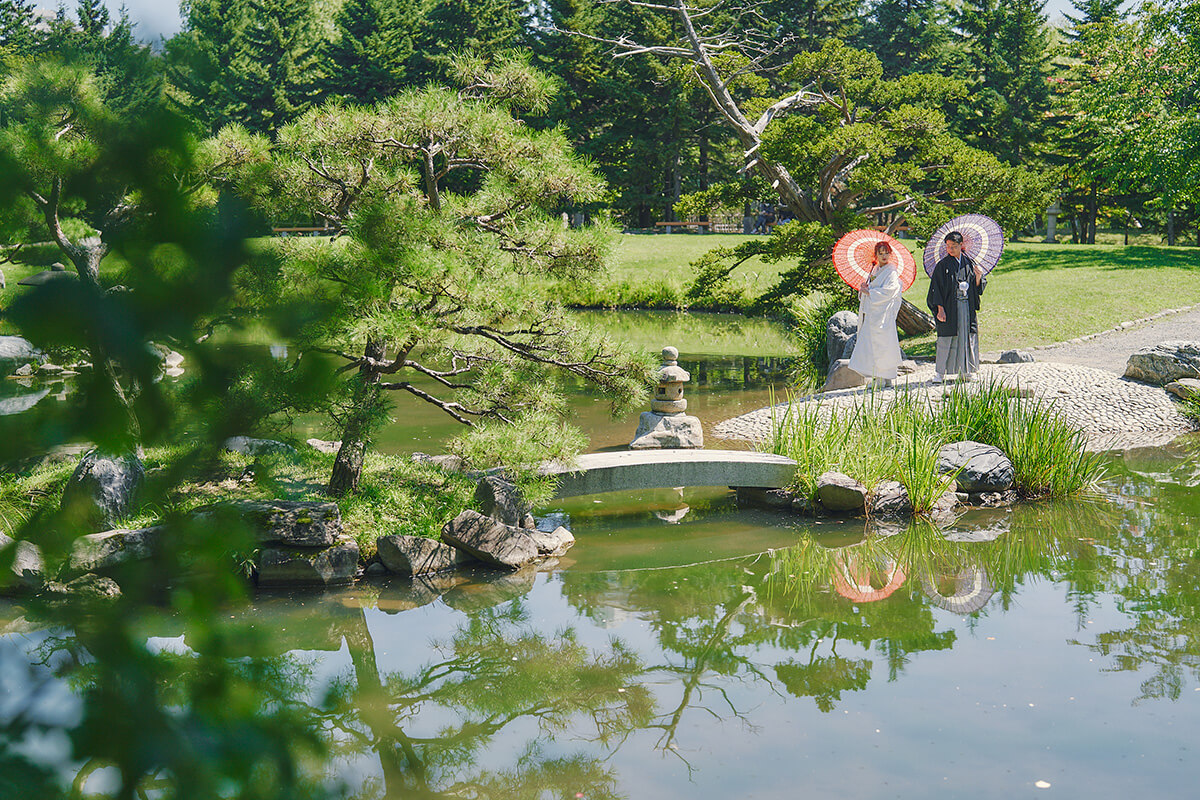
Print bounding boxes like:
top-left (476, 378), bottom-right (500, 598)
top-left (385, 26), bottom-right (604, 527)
top-left (763, 379), bottom-right (1108, 510)
top-left (0, 445), bottom-right (478, 560)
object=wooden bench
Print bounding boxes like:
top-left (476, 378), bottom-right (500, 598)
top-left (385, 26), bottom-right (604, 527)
top-left (655, 221), bottom-right (709, 233)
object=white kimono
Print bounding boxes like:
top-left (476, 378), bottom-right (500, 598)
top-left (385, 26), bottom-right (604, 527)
top-left (847, 262), bottom-right (903, 381)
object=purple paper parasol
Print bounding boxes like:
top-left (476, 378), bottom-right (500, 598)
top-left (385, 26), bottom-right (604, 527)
top-left (922, 214), bottom-right (1005, 277)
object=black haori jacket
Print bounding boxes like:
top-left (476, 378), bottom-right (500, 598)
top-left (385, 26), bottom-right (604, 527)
top-left (926, 253), bottom-right (987, 337)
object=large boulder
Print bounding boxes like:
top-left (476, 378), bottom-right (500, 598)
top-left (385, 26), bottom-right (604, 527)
top-left (629, 411), bottom-right (704, 449)
top-left (936, 441), bottom-right (1014, 493)
top-left (236, 501), bottom-right (343, 547)
top-left (43, 573), bottom-right (121, 602)
top-left (998, 349), bottom-right (1035, 364)
top-left (377, 534), bottom-right (471, 576)
top-left (64, 526), bottom-right (164, 578)
top-left (255, 540), bottom-right (359, 588)
top-left (826, 311), bottom-right (859, 366)
top-left (475, 476), bottom-right (535, 529)
top-left (870, 480), bottom-right (912, 518)
top-left (820, 360), bottom-right (866, 392)
top-left (412, 452), bottom-right (468, 472)
top-left (1124, 341), bottom-right (1200, 385)
top-left (0, 533), bottom-right (44, 595)
top-left (441, 510), bottom-right (539, 570)
top-left (816, 471), bottom-right (868, 513)
top-left (60, 451), bottom-right (145, 530)
top-left (0, 336), bottom-right (45, 377)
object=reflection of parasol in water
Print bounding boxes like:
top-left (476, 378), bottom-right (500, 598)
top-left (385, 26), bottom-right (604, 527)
top-left (832, 229), bottom-right (917, 292)
top-left (921, 566), bottom-right (995, 614)
top-left (832, 551), bottom-right (907, 602)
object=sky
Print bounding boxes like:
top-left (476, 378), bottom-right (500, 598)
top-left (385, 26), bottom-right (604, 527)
top-left (43, 0), bottom-right (1110, 44)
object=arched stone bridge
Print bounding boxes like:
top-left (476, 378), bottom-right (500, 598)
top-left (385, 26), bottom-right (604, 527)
top-left (542, 449), bottom-right (798, 498)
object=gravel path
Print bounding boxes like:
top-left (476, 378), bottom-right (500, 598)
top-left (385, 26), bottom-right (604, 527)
top-left (714, 304), bottom-right (1200, 451)
top-left (997, 303), bottom-right (1200, 373)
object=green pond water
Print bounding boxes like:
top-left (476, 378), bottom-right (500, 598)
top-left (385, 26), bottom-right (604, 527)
top-left (4, 312), bottom-right (1200, 797)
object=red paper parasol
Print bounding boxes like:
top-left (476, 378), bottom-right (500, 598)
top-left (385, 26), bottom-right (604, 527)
top-left (832, 230), bottom-right (917, 293)
top-left (922, 214), bottom-right (1005, 277)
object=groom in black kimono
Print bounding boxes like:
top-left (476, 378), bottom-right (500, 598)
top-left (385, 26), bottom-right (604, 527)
top-left (926, 231), bottom-right (986, 383)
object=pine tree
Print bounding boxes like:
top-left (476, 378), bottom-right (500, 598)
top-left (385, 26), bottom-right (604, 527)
top-left (954, 0), bottom-right (1053, 165)
top-left (322, 0), bottom-right (416, 104)
top-left (167, 0), bottom-right (321, 134)
top-left (858, 0), bottom-right (952, 77)
top-left (409, 0), bottom-right (525, 83)
top-left (1062, 0), bottom-right (1126, 34)
top-left (75, 0), bottom-right (108, 39)
top-left (758, 0), bottom-right (864, 57)
top-left (165, 0), bottom-right (250, 132)
top-left (0, 0), bottom-right (39, 56)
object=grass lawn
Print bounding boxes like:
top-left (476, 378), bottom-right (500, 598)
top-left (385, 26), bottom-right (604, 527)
top-left (4, 232), bottom-right (1197, 350)
top-left (598, 233), bottom-right (1200, 351)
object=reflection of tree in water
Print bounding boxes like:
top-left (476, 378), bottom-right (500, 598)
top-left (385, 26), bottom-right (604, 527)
top-left (328, 601), bottom-right (649, 799)
top-left (1069, 445), bottom-right (1200, 704)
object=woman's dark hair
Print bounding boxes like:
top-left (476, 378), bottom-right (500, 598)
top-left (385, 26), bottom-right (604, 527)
top-left (944, 231), bottom-right (964, 244)
top-left (871, 240), bottom-right (892, 264)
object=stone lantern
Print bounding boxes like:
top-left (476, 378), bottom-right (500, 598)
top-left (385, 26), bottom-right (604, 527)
top-left (630, 346), bottom-right (704, 449)
top-left (651, 346), bottom-right (689, 413)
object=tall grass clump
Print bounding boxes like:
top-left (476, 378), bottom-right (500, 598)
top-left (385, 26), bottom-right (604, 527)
top-left (992, 393), bottom-right (1108, 497)
top-left (782, 292), bottom-right (856, 392)
top-left (1181, 394), bottom-right (1200, 425)
top-left (764, 377), bottom-right (1107, 506)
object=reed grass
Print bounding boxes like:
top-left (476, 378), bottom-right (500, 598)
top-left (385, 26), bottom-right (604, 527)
top-left (762, 378), bottom-right (1107, 507)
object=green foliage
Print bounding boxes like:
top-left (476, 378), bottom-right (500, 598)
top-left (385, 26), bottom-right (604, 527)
top-left (952, 0), bottom-right (1054, 166)
top-left (321, 0), bottom-right (416, 105)
top-left (776, 290), bottom-right (855, 391)
top-left (857, 0), bottom-right (951, 77)
top-left (212, 56), bottom-right (653, 492)
top-left (1181, 394), bottom-right (1200, 425)
top-left (166, 0), bottom-right (322, 135)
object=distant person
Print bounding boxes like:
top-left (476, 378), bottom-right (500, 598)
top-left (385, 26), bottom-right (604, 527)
top-left (926, 231), bottom-right (986, 383)
top-left (848, 241), bottom-right (903, 388)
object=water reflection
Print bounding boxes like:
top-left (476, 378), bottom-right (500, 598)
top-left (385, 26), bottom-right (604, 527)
top-left (6, 442), bottom-right (1200, 796)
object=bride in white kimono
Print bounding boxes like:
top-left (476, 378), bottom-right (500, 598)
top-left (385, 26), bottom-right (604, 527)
top-left (847, 241), bottom-right (903, 388)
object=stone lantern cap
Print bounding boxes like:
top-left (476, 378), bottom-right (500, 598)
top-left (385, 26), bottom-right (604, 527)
top-left (657, 346), bottom-right (690, 384)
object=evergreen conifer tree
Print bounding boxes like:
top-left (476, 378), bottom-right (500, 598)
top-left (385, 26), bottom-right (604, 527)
top-left (858, 0), bottom-right (951, 76)
top-left (1062, 0), bottom-right (1126, 33)
top-left (954, 0), bottom-right (1053, 165)
top-left (322, 0), bottom-right (416, 104)
top-left (0, 0), bottom-right (39, 56)
top-left (409, 0), bottom-right (525, 83)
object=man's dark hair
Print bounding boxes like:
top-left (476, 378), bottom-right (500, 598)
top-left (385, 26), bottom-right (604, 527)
top-left (944, 231), bottom-right (964, 244)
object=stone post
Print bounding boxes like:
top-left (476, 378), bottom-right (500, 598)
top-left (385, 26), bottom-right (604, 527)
top-left (630, 346), bottom-right (704, 449)
top-left (1044, 201), bottom-right (1060, 243)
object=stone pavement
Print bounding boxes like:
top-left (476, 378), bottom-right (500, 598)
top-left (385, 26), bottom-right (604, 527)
top-left (714, 361), bottom-right (1196, 452)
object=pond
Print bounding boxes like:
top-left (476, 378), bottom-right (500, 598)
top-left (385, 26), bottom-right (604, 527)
top-left (4, 311), bottom-right (1200, 797)
top-left (3, 438), bottom-right (1199, 797)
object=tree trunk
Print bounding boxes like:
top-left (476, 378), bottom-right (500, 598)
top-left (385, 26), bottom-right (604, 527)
top-left (1167, 210), bottom-right (1176, 246)
top-left (1089, 187), bottom-right (1099, 245)
top-left (328, 338), bottom-right (387, 497)
top-left (896, 299), bottom-right (934, 335)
